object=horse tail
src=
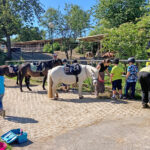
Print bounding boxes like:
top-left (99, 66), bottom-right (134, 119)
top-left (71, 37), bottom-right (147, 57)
top-left (48, 71), bottom-right (53, 98)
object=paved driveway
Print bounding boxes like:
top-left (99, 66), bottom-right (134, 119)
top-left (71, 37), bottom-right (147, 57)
top-left (0, 78), bottom-right (150, 150)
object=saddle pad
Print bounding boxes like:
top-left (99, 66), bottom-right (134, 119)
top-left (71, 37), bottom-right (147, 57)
top-left (30, 62), bottom-right (45, 72)
top-left (64, 64), bottom-right (81, 75)
top-left (8, 65), bottom-right (18, 74)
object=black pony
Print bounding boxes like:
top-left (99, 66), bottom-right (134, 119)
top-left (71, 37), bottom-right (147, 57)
top-left (18, 59), bottom-right (62, 92)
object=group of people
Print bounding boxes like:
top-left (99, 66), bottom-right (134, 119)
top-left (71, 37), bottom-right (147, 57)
top-left (95, 57), bottom-right (150, 108)
top-left (1, 56), bottom-right (150, 118)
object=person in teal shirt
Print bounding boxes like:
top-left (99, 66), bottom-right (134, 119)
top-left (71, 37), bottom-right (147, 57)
top-left (110, 58), bottom-right (124, 99)
top-left (0, 71), bottom-right (5, 118)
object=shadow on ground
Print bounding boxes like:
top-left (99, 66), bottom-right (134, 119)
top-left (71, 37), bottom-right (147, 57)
top-left (12, 139), bottom-right (33, 148)
top-left (5, 116), bottom-right (38, 124)
top-left (55, 97), bottom-right (128, 104)
top-left (5, 84), bottom-right (38, 89)
top-left (24, 90), bottom-right (47, 95)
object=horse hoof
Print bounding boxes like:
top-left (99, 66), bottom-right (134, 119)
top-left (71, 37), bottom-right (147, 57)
top-left (53, 97), bottom-right (58, 100)
top-left (29, 89), bottom-right (32, 91)
top-left (43, 88), bottom-right (46, 90)
top-left (79, 96), bottom-right (84, 99)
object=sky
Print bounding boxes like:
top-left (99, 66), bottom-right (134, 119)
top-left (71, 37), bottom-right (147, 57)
top-left (37, 0), bottom-right (97, 35)
top-left (40, 0), bottom-right (96, 12)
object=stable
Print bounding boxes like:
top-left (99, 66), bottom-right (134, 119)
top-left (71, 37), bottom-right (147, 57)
top-left (77, 34), bottom-right (105, 57)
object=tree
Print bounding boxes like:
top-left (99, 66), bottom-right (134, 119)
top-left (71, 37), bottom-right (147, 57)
top-left (40, 4), bottom-right (90, 58)
top-left (93, 0), bottom-right (149, 28)
top-left (0, 0), bottom-right (44, 59)
top-left (14, 27), bottom-right (45, 42)
top-left (101, 15), bottom-right (150, 59)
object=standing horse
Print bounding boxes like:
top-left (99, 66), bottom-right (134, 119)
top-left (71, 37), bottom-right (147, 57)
top-left (18, 59), bottom-right (62, 92)
top-left (47, 64), bottom-right (98, 99)
top-left (0, 65), bottom-right (19, 84)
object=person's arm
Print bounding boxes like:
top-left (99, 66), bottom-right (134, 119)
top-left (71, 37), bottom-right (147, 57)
top-left (96, 64), bottom-right (101, 70)
top-left (126, 72), bottom-right (130, 79)
top-left (105, 69), bottom-right (110, 76)
top-left (110, 73), bottom-right (113, 83)
top-left (97, 64), bottom-right (103, 81)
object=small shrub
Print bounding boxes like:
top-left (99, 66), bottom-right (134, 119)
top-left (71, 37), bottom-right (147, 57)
top-left (53, 42), bottom-right (60, 51)
top-left (43, 43), bottom-right (53, 53)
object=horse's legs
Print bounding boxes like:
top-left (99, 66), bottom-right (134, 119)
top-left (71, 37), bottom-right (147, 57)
top-left (25, 76), bottom-right (32, 91)
top-left (43, 76), bottom-right (47, 90)
top-left (18, 71), bottom-right (24, 92)
top-left (52, 84), bottom-right (58, 100)
top-left (16, 74), bottom-right (18, 85)
top-left (78, 82), bottom-right (84, 99)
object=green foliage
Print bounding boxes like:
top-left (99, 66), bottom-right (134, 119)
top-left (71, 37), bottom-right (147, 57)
top-left (94, 0), bottom-right (149, 28)
top-left (14, 27), bottom-right (44, 42)
top-left (101, 15), bottom-right (150, 59)
top-left (43, 42), bottom-right (60, 53)
top-left (43, 44), bottom-right (53, 53)
top-left (0, 0), bottom-right (44, 58)
top-left (0, 50), bottom-right (7, 65)
top-left (53, 42), bottom-right (60, 51)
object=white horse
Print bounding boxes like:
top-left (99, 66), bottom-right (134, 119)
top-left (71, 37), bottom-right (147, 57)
top-left (47, 64), bottom-right (99, 99)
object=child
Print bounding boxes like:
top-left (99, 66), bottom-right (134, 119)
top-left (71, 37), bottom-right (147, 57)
top-left (0, 71), bottom-right (5, 118)
top-left (123, 57), bottom-right (138, 99)
top-left (110, 58), bottom-right (124, 99)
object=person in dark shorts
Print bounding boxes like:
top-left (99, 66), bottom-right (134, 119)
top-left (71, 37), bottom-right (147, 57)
top-left (110, 58), bottom-right (124, 99)
top-left (139, 66), bottom-right (150, 108)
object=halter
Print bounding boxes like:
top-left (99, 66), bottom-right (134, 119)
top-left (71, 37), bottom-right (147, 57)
top-left (85, 65), bottom-right (98, 84)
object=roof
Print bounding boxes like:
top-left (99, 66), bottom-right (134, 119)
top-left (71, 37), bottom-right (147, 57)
top-left (12, 38), bottom-right (63, 45)
top-left (77, 34), bottom-right (105, 42)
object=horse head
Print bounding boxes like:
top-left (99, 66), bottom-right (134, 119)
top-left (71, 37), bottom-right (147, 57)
top-left (90, 68), bottom-right (98, 86)
top-left (45, 59), bottom-right (63, 69)
top-left (86, 65), bottom-right (98, 86)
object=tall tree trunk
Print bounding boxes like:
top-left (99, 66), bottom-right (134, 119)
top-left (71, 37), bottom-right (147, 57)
top-left (65, 50), bottom-right (69, 59)
top-left (6, 34), bottom-right (11, 59)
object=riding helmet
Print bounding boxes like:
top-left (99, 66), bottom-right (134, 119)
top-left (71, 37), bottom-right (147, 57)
top-left (113, 58), bottom-right (119, 64)
top-left (62, 59), bottom-right (67, 63)
top-left (128, 57), bottom-right (135, 63)
top-left (72, 60), bottom-right (78, 63)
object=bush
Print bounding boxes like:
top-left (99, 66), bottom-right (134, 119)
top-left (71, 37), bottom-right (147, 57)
top-left (53, 42), bottom-right (60, 51)
top-left (43, 42), bottom-right (61, 53)
top-left (43, 44), bottom-right (53, 53)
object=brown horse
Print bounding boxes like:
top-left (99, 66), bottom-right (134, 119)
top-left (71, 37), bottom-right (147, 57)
top-left (18, 59), bottom-right (62, 92)
top-left (0, 65), bottom-right (19, 84)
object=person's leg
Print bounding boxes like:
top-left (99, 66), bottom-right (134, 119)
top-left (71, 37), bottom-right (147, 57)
top-left (95, 80), bottom-right (100, 97)
top-left (124, 82), bottom-right (130, 98)
top-left (139, 72), bottom-right (149, 108)
top-left (112, 80), bottom-right (117, 99)
top-left (0, 94), bottom-right (4, 111)
top-left (0, 94), bottom-right (5, 118)
top-left (130, 82), bottom-right (136, 99)
top-left (117, 79), bottom-right (122, 99)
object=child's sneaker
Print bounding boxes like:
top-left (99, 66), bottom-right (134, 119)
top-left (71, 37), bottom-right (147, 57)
top-left (111, 96), bottom-right (116, 100)
top-left (119, 95), bottom-right (123, 99)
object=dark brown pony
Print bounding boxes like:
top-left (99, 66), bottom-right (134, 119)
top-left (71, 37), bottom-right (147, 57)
top-left (18, 59), bottom-right (62, 92)
top-left (0, 65), bottom-right (19, 84)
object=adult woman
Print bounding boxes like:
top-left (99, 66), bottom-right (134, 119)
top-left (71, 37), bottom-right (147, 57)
top-left (95, 59), bottom-right (111, 97)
